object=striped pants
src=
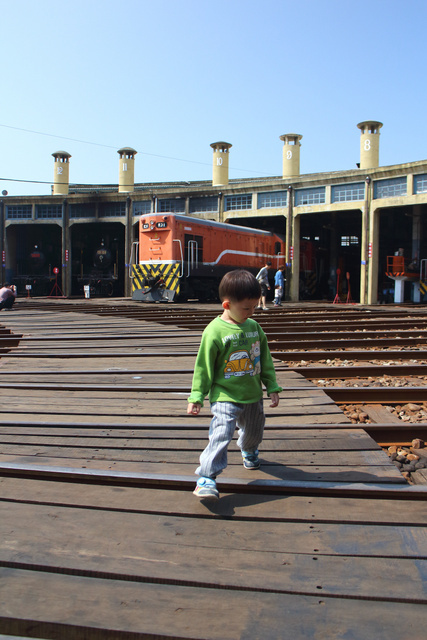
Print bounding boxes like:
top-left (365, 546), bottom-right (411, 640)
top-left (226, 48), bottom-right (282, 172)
top-left (196, 400), bottom-right (265, 479)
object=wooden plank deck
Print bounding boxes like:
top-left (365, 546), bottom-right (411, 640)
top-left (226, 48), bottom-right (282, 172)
top-left (0, 302), bottom-right (426, 639)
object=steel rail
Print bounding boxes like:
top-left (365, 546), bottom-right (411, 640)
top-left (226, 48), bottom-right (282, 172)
top-left (5, 329), bottom-right (427, 344)
top-left (13, 320), bottom-right (427, 334)
top-left (0, 419), bottom-right (369, 429)
top-left (5, 336), bottom-right (427, 351)
top-left (271, 349), bottom-right (427, 361)
top-left (292, 364), bottom-right (427, 378)
top-left (263, 319), bottom-right (427, 329)
top-left (133, 315), bottom-right (427, 326)
top-left (266, 329), bottom-right (427, 339)
top-left (0, 461), bottom-right (426, 499)
top-left (0, 382), bottom-right (191, 391)
top-left (269, 336), bottom-right (427, 349)
top-left (0, 332), bottom-right (201, 342)
top-left (0, 420), bottom-right (426, 446)
top-left (2, 348), bottom-right (427, 360)
top-left (0, 368), bottom-right (194, 375)
top-left (324, 387), bottom-right (427, 403)
top-left (0, 364), bottom-right (427, 379)
top-left (0, 418), bottom-right (422, 433)
top-left (145, 316), bottom-right (427, 328)
top-left (1, 381), bottom-right (427, 404)
top-left (0, 351), bottom-right (196, 358)
top-left (58, 325), bottom-right (427, 340)
top-left (14, 300), bottom-right (427, 320)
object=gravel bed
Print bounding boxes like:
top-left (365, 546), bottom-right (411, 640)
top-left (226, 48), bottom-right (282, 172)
top-left (313, 375), bottom-right (427, 388)
top-left (287, 356), bottom-right (427, 484)
top-left (287, 357), bottom-right (427, 367)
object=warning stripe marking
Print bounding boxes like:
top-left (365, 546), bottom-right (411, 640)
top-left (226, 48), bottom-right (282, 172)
top-left (131, 264), bottom-right (181, 294)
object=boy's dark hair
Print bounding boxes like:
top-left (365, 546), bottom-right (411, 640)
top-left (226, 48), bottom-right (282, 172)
top-left (219, 269), bottom-right (261, 301)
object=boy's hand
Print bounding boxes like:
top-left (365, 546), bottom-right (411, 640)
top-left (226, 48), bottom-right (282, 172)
top-left (269, 392), bottom-right (280, 408)
top-left (187, 402), bottom-right (201, 415)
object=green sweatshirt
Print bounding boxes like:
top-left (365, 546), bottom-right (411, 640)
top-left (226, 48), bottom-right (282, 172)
top-left (188, 316), bottom-right (283, 406)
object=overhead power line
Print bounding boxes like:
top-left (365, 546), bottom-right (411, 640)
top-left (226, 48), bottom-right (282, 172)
top-left (0, 177), bottom-right (52, 185)
top-left (0, 124), bottom-right (273, 176)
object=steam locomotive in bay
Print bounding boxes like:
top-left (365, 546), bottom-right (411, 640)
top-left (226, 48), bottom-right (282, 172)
top-left (76, 239), bottom-right (119, 297)
top-left (131, 214), bottom-right (316, 302)
top-left (12, 245), bottom-right (61, 296)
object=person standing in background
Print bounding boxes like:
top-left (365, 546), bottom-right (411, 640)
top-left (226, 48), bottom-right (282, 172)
top-left (274, 266), bottom-right (286, 306)
top-left (0, 283), bottom-right (17, 310)
top-left (255, 261), bottom-right (272, 310)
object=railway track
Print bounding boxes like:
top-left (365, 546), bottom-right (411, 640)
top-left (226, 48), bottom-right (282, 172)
top-left (1, 299), bottom-right (427, 638)
top-left (0, 378), bottom-right (426, 404)
top-left (9, 297), bottom-right (427, 453)
top-left (0, 303), bottom-right (424, 443)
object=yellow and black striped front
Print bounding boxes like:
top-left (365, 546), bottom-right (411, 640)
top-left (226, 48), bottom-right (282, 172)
top-left (304, 271), bottom-right (317, 297)
top-left (131, 263), bottom-right (181, 300)
top-left (420, 281), bottom-right (427, 297)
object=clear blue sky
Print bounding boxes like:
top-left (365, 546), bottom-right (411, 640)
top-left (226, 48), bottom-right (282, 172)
top-left (0, 0), bottom-right (426, 196)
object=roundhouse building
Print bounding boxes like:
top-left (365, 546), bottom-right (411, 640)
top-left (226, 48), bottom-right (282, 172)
top-left (1, 122), bottom-right (427, 303)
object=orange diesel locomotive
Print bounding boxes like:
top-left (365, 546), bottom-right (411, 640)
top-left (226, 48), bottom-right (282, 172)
top-left (131, 213), bottom-right (286, 302)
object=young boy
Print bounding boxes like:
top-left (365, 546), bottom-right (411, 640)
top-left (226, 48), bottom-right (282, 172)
top-left (187, 269), bottom-right (282, 499)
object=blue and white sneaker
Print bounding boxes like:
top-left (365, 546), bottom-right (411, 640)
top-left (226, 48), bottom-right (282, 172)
top-left (242, 450), bottom-right (260, 470)
top-left (193, 477), bottom-right (219, 499)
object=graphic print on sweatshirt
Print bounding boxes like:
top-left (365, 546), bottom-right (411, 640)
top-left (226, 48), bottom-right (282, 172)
top-left (222, 327), bottom-right (261, 379)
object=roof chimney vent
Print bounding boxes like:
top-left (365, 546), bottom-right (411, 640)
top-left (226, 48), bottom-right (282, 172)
top-left (118, 147), bottom-right (137, 193)
top-left (280, 134), bottom-right (302, 178)
top-left (357, 121), bottom-right (383, 169)
top-left (52, 151), bottom-right (71, 195)
top-left (210, 141), bottom-right (232, 186)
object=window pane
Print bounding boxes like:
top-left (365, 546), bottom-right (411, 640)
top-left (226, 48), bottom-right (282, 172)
top-left (332, 183), bottom-right (365, 202)
top-left (225, 194), bottom-right (252, 210)
top-left (6, 205), bottom-right (32, 219)
top-left (158, 198), bottom-right (185, 213)
top-left (189, 196), bottom-right (218, 213)
top-left (70, 203), bottom-right (96, 218)
top-left (258, 191), bottom-right (287, 208)
top-left (373, 177), bottom-right (407, 199)
top-left (295, 187), bottom-right (325, 206)
top-left (35, 204), bottom-right (63, 219)
top-left (414, 174), bottom-right (427, 194)
top-left (99, 203), bottom-right (126, 217)
top-left (134, 201), bottom-right (152, 215)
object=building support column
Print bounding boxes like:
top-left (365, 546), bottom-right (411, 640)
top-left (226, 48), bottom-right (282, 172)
top-left (290, 212), bottom-right (300, 301)
top-left (218, 192), bottom-right (225, 223)
top-left (411, 205), bottom-right (422, 302)
top-left (368, 206), bottom-right (380, 304)
top-left (283, 212), bottom-right (290, 301)
top-left (62, 199), bottom-right (72, 297)
top-left (124, 197), bottom-right (132, 297)
top-left (0, 200), bottom-right (4, 284)
top-left (360, 177), bottom-right (371, 304)
top-left (285, 186), bottom-right (293, 301)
